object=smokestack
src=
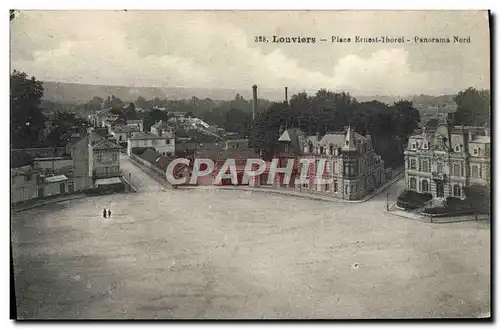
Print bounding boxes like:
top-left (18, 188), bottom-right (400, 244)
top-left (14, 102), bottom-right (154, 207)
top-left (252, 85), bottom-right (258, 121)
top-left (285, 87), bottom-right (288, 104)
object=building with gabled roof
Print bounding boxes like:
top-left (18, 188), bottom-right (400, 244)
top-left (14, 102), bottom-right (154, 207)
top-left (275, 125), bottom-right (386, 200)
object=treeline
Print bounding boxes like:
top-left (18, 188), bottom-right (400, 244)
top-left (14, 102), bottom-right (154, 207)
top-left (249, 90), bottom-right (420, 167)
top-left (11, 70), bottom-right (91, 149)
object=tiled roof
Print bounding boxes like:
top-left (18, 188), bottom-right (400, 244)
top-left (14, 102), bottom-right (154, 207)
top-left (130, 132), bottom-right (169, 140)
top-left (111, 125), bottom-right (140, 133)
top-left (93, 138), bottom-right (121, 150)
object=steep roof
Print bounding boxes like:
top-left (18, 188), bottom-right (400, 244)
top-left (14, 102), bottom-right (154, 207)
top-left (278, 128), bottom-right (307, 151)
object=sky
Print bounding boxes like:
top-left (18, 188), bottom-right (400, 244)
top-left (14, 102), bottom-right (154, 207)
top-left (10, 10), bottom-right (490, 96)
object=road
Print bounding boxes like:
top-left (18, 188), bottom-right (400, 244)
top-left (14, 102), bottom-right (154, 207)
top-left (120, 154), bottom-right (167, 193)
top-left (11, 160), bottom-right (490, 319)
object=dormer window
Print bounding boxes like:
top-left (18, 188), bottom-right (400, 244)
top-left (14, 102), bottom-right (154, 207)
top-left (455, 145), bottom-right (460, 152)
top-left (411, 143), bottom-right (416, 150)
top-left (473, 148), bottom-right (478, 156)
top-left (422, 142), bottom-right (428, 150)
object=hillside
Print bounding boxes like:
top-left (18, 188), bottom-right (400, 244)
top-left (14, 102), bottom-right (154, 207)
top-left (40, 81), bottom-right (461, 105)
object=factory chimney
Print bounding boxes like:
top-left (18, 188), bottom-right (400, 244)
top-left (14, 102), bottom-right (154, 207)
top-left (252, 85), bottom-right (258, 121)
top-left (285, 87), bottom-right (288, 104)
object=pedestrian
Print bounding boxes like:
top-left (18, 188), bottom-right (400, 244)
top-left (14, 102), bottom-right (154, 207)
top-left (108, 209), bottom-right (112, 218)
top-left (103, 209), bottom-right (107, 218)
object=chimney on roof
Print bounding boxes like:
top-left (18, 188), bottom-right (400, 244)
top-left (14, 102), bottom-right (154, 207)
top-left (285, 87), bottom-right (288, 104)
top-left (252, 85), bottom-right (258, 121)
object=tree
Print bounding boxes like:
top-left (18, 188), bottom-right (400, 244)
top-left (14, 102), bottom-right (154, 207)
top-left (87, 96), bottom-right (104, 112)
top-left (135, 96), bottom-right (148, 109)
top-left (45, 112), bottom-right (90, 146)
top-left (452, 88), bottom-right (490, 126)
top-left (10, 70), bottom-right (46, 148)
top-left (223, 109), bottom-right (251, 138)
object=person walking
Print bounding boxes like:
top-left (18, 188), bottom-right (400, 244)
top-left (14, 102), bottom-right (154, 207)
top-left (108, 209), bottom-right (112, 218)
top-left (103, 208), bottom-right (107, 218)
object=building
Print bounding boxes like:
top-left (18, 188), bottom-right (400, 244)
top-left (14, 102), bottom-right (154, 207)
top-left (89, 130), bottom-right (122, 187)
top-left (11, 166), bottom-right (39, 203)
top-left (110, 125), bottom-right (141, 144)
top-left (126, 119), bottom-right (144, 132)
top-left (68, 134), bottom-right (93, 192)
top-left (404, 124), bottom-right (491, 200)
top-left (274, 126), bottom-right (386, 200)
top-left (127, 132), bottom-right (175, 157)
top-left (225, 138), bottom-right (249, 150)
top-left (150, 120), bottom-right (174, 137)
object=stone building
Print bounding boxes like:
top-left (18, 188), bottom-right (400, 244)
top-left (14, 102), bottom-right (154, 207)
top-left (404, 124), bottom-right (491, 200)
top-left (274, 126), bottom-right (386, 200)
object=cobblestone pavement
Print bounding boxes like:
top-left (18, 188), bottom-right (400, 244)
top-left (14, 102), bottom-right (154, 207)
top-left (11, 171), bottom-right (490, 319)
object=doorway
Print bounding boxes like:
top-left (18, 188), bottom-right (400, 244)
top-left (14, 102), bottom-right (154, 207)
top-left (436, 181), bottom-right (444, 198)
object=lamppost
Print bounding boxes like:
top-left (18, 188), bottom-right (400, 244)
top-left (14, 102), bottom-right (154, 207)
top-left (386, 192), bottom-right (390, 211)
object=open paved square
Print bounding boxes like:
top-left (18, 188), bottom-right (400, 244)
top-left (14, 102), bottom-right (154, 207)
top-left (11, 174), bottom-right (490, 319)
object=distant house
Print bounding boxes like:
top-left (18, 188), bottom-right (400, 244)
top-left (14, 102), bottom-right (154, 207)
top-left (110, 125), bottom-right (141, 144)
top-left (127, 132), bottom-right (175, 157)
top-left (126, 119), bottom-right (144, 132)
top-left (151, 120), bottom-right (174, 137)
top-left (169, 112), bottom-right (187, 118)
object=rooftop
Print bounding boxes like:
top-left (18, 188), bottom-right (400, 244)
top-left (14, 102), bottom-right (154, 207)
top-left (129, 132), bottom-right (171, 140)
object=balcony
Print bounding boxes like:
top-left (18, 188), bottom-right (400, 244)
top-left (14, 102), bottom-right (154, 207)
top-left (431, 172), bottom-right (447, 180)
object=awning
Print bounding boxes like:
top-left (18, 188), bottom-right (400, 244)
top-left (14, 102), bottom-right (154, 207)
top-left (44, 175), bottom-right (68, 183)
top-left (95, 177), bottom-right (122, 186)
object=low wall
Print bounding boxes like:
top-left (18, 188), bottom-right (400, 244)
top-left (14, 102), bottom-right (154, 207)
top-left (130, 154), bottom-right (166, 177)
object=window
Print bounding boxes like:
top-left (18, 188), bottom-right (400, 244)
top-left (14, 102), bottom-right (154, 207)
top-left (473, 148), bottom-right (478, 155)
top-left (471, 165), bottom-right (479, 178)
top-left (302, 183), bottom-right (308, 188)
top-left (24, 174), bottom-right (31, 181)
top-left (119, 135), bottom-right (123, 141)
top-left (453, 184), bottom-right (461, 197)
top-left (453, 163), bottom-right (461, 177)
top-left (455, 145), bottom-right (460, 152)
top-left (325, 184), bottom-right (330, 192)
top-left (410, 159), bottom-right (417, 170)
top-left (411, 143), bottom-right (416, 150)
top-left (461, 164), bottom-right (464, 176)
top-left (422, 180), bottom-right (429, 193)
top-left (97, 154), bottom-right (102, 162)
top-left (479, 165), bottom-right (483, 178)
top-left (423, 142), bottom-right (428, 150)
top-left (333, 180), bottom-right (338, 192)
top-left (422, 160), bottom-right (430, 173)
top-left (345, 185), bottom-right (348, 195)
top-left (112, 154), bottom-right (118, 162)
top-left (409, 177), bottom-right (417, 189)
